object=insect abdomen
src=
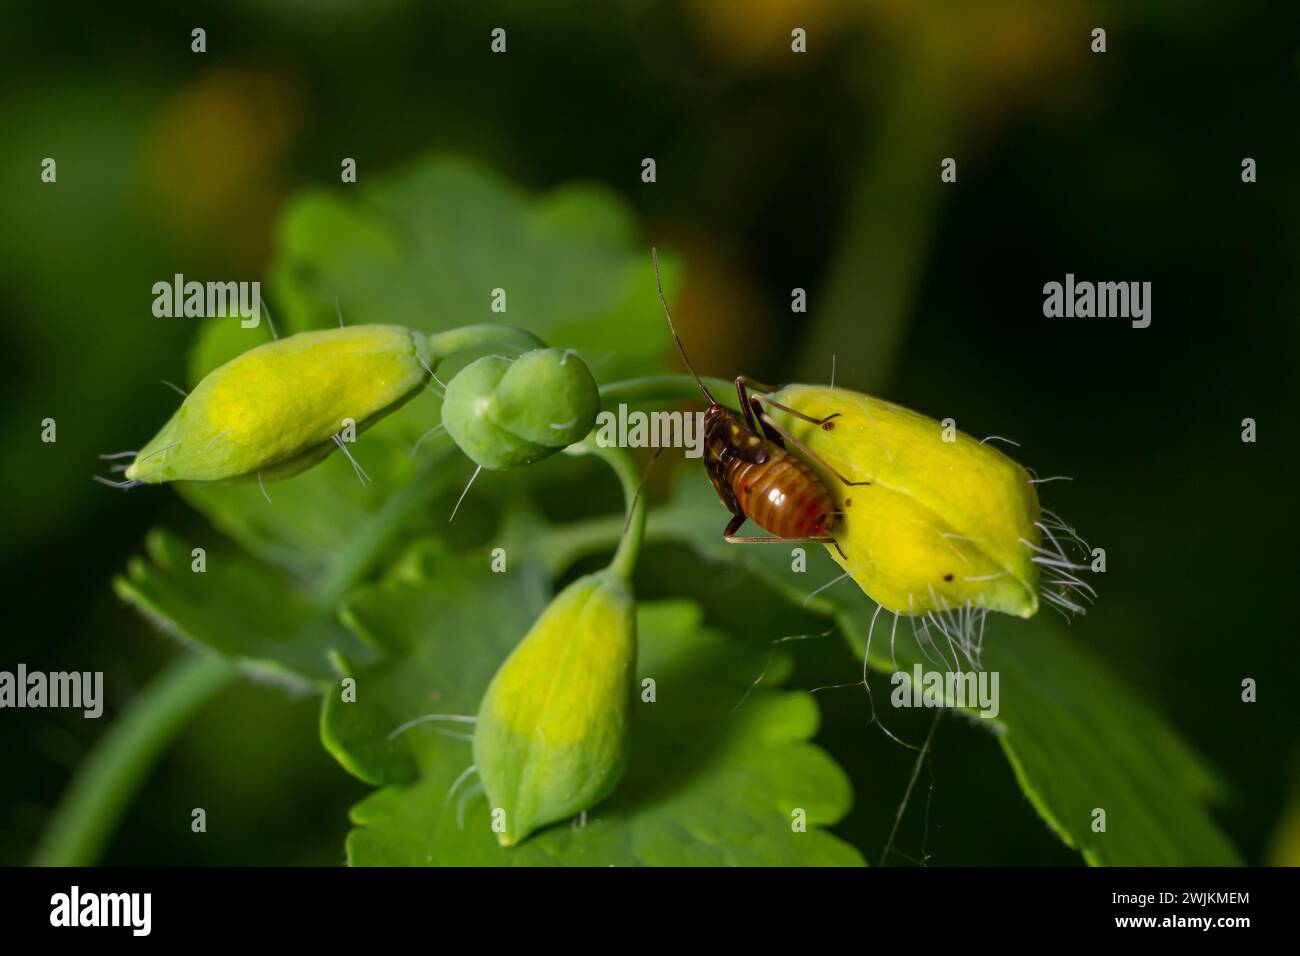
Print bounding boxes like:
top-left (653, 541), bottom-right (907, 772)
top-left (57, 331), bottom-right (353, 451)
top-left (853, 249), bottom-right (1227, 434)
top-left (726, 448), bottom-right (835, 539)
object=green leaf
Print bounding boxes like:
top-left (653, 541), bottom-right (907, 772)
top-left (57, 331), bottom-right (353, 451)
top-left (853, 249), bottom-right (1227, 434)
top-left (648, 476), bottom-right (1241, 866)
top-left (177, 431), bottom-right (452, 591)
top-left (322, 543), bottom-right (863, 866)
top-left (130, 151), bottom-right (683, 683)
top-left (170, 155), bottom-right (678, 586)
top-left (269, 155), bottom-right (679, 383)
top-left (113, 529), bottom-right (374, 686)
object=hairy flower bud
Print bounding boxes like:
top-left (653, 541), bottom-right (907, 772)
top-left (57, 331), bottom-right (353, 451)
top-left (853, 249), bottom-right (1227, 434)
top-left (473, 569), bottom-right (636, 846)
top-left (768, 384), bottom-right (1041, 618)
top-left (441, 348), bottom-right (600, 471)
top-left (125, 325), bottom-right (430, 484)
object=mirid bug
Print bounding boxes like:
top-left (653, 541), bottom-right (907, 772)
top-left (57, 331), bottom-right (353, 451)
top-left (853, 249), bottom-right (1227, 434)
top-left (651, 248), bottom-right (869, 557)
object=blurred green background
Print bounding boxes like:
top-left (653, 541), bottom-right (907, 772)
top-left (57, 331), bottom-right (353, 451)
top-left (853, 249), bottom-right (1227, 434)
top-left (2, 0), bottom-right (1297, 865)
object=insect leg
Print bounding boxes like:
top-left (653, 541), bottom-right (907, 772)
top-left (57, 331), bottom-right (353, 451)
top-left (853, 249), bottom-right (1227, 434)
top-left (736, 376), bottom-right (793, 447)
top-left (758, 412), bottom-right (871, 488)
top-left (734, 374), bottom-right (782, 394)
top-left (748, 396), bottom-right (785, 445)
top-left (733, 377), bottom-right (762, 433)
top-left (725, 533), bottom-right (840, 545)
top-left (746, 385), bottom-right (841, 429)
top-left (724, 525), bottom-right (848, 559)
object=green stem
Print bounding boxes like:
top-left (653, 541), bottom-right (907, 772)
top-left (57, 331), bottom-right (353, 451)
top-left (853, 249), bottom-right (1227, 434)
top-left (41, 367), bottom-right (732, 867)
top-left (525, 511), bottom-right (692, 581)
top-left (426, 325), bottom-right (547, 370)
top-left (792, 37), bottom-right (957, 391)
top-left (526, 514), bottom-right (629, 578)
top-left (35, 324), bottom-right (552, 867)
top-left (37, 445), bottom-right (454, 866)
top-left (567, 440), bottom-right (646, 582)
top-left (31, 652), bottom-right (238, 866)
top-left (316, 447), bottom-right (454, 607)
top-left (598, 374), bottom-right (739, 412)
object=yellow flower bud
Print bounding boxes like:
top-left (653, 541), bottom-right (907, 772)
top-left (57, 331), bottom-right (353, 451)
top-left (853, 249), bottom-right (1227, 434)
top-left (473, 570), bottom-right (636, 846)
top-left (768, 384), bottom-right (1041, 619)
top-left (125, 325), bottom-right (430, 483)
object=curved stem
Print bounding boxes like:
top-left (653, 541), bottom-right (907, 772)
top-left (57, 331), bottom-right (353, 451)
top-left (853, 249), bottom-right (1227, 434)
top-left (36, 326), bottom-right (553, 867)
top-left (426, 325), bottom-right (547, 371)
top-left (43, 370), bottom-right (735, 867)
top-left (316, 445), bottom-right (455, 607)
top-left (523, 514), bottom-right (628, 578)
top-left (31, 652), bottom-right (238, 866)
top-left (38, 444), bottom-right (455, 866)
top-left (598, 374), bottom-right (739, 412)
top-left (567, 440), bottom-right (646, 582)
top-left (604, 447), bottom-right (646, 583)
top-left (792, 37), bottom-right (954, 391)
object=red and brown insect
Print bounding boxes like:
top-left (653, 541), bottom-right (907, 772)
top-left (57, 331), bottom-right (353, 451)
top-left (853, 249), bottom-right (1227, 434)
top-left (651, 248), bottom-right (869, 557)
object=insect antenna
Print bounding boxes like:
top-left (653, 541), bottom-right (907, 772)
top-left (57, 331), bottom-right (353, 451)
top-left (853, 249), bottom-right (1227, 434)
top-left (651, 246), bottom-right (718, 406)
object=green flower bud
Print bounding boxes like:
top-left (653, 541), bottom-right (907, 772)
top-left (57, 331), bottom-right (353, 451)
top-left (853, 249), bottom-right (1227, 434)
top-left (768, 384), bottom-right (1042, 619)
top-left (441, 349), bottom-right (599, 471)
top-left (473, 569), bottom-right (636, 846)
top-left (125, 325), bottom-right (430, 483)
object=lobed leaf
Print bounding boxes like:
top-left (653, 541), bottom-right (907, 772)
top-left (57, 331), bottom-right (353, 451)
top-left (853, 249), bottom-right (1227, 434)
top-left (322, 543), bottom-right (863, 866)
top-left (113, 529), bottom-right (374, 686)
top-left (648, 475), bottom-right (1241, 866)
top-left (268, 156), bottom-right (680, 382)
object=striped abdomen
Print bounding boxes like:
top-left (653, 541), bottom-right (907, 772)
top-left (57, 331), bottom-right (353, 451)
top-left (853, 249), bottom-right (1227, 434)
top-left (726, 445), bottom-right (837, 539)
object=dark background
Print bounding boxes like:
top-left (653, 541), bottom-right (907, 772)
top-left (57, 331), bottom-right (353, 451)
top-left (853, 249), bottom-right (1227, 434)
top-left (2, 1), bottom-right (1297, 865)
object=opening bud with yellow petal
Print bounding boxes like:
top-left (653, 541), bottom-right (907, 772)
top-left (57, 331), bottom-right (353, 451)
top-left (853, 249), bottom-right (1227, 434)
top-left (767, 384), bottom-right (1042, 619)
top-left (473, 568), bottom-right (636, 846)
top-left (125, 325), bottom-right (431, 484)
top-left (441, 348), bottom-right (599, 471)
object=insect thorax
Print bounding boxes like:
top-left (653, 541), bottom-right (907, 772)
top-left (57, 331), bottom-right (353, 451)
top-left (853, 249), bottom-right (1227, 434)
top-left (703, 405), bottom-right (766, 466)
